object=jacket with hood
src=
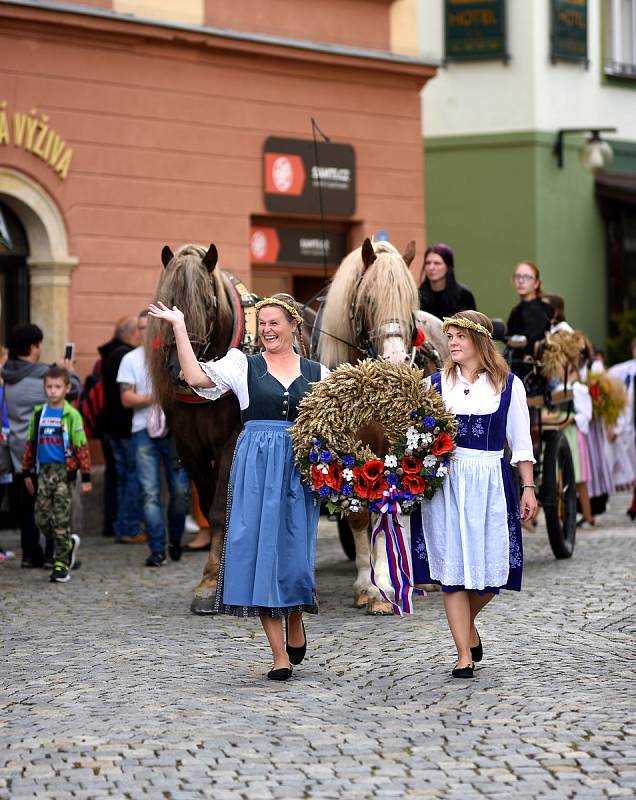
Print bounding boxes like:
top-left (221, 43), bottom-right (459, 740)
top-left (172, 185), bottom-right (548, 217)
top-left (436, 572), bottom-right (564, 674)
top-left (1, 360), bottom-right (80, 472)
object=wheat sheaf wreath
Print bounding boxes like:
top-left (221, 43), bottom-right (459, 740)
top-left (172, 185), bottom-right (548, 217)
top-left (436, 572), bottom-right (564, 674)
top-left (291, 360), bottom-right (457, 516)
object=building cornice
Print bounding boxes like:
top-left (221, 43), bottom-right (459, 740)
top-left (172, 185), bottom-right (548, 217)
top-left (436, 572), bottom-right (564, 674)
top-left (0, 0), bottom-right (437, 85)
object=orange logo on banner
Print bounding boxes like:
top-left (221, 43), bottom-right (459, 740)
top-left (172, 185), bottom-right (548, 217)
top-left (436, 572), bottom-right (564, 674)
top-left (250, 227), bottom-right (280, 263)
top-left (264, 153), bottom-right (305, 195)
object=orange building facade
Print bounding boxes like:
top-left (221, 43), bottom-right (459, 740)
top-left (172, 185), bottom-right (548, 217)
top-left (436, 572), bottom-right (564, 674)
top-left (0, 0), bottom-right (435, 374)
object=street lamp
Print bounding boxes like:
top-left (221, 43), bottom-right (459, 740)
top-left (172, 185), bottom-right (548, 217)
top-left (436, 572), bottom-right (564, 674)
top-left (553, 128), bottom-right (617, 173)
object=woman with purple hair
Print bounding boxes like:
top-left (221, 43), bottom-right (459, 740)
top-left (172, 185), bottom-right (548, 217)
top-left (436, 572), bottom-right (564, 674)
top-left (418, 244), bottom-right (477, 320)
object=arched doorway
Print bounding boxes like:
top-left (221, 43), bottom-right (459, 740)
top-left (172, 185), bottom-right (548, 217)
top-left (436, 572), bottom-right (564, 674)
top-left (0, 168), bottom-right (77, 362)
top-left (0, 200), bottom-right (31, 345)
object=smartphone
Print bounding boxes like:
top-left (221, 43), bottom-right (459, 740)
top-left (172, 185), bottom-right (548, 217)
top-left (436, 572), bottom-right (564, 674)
top-left (64, 342), bottom-right (75, 362)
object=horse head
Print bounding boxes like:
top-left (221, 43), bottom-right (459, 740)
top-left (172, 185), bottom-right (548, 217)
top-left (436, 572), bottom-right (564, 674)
top-left (146, 242), bottom-right (233, 408)
top-left (317, 238), bottom-right (419, 367)
top-left (354, 238), bottom-right (419, 364)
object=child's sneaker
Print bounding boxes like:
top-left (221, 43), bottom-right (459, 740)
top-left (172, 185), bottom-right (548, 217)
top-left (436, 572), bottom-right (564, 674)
top-left (69, 534), bottom-right (80, 570)
top-left (50, 562), bottom-right (70, 582)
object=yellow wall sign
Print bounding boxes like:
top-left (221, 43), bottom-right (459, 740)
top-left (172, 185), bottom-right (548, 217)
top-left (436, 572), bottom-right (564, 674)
top-left (0, 101), bottom-right (73, 180)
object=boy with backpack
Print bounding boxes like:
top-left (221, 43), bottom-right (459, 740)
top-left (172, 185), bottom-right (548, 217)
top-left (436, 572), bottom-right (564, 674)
top-left (22, 365), bottom-right (92, 582)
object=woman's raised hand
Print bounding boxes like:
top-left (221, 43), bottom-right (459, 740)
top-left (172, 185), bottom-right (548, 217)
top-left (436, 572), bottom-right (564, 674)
top-left (148, 301), bottom-right (185, 328)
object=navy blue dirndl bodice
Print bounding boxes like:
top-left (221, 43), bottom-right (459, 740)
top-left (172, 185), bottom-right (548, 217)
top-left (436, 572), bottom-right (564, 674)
top-left (241, 354), bottom-right (322, 424)
top-left (430, 371), bottom-right (514, 451)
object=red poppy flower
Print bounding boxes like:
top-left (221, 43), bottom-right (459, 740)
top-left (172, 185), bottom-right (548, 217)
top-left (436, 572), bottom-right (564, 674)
top-left (152, 334), bottom-right (163, 351)
top-left (361, 460), bottom-right (385, 482)
top-left (589, 384), bottom-right (601, 401)
top-left (325, 463), bottom-right (343, 491)
top-left (431, 432), bottom-right (453, 456)
top-left (311, 465), bottom-right (328, 489)
top-left (367, 478), bottom-right (389, 501)
top-left (402, 474), bottom-right (426, 495)
top-left (353, 470), bottom-right (373, 499)
top-left (401, 456), bottom-right (422, 474)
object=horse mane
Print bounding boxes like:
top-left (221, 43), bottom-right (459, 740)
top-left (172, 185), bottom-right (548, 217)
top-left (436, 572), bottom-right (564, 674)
top-left (318, 241), bottom-right (418, 368)
top-left (317, 247), bottom-right (365, 367)
top-left (146, 244), bottom-right (233, 409)
top-left (356, 241), bottom-right (418, 349)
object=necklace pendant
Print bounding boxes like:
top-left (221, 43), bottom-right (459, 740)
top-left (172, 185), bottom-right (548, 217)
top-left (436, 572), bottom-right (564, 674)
top-left (464, 388), bottom-right (470, 395)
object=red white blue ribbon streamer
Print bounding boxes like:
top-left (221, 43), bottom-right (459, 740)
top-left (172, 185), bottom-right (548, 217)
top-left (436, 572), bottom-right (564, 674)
top-left (369, 487), bottom-right (414, 616)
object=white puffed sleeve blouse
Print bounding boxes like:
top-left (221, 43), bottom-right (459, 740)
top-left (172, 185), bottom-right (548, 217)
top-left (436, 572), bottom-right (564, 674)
top-left (191, 348), bottom-right (329, 409)
top-left (430, 367), bottom-right (535, 465)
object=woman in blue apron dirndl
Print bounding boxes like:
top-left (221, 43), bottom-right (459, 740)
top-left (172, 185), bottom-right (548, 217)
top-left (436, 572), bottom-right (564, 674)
top-left (149, 293), bottom-right (328, 682)
top-left (411, 311), bottom-right (537, 679)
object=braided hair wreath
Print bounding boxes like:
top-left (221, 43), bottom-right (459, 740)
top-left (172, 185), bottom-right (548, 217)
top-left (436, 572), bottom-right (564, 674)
top-left (291, 360), bottom-right (457, 515)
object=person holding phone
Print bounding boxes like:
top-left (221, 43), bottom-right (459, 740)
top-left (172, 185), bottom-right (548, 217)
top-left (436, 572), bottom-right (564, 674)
top-left (1, 324), bottom-right (80, 568)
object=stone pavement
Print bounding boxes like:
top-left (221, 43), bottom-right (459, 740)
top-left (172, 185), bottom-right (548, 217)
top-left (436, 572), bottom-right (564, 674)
top-left (1, 491), bottom-right (635, 799)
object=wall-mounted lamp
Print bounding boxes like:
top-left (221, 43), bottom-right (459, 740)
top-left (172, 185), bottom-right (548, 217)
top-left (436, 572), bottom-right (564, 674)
top-left (553, 128), bottom-right (617, 173)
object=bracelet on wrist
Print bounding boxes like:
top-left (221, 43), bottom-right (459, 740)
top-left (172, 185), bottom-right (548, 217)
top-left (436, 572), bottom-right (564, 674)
top-left (521, 484), bottom-right (537, 491)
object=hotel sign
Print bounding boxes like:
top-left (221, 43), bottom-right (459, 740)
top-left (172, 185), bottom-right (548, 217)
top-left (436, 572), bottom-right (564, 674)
top-left (263, 137), bottom-right (356, 217)
top-left (445, 0), bottom-right (508, 62)
top-left (551, 0), bottom-right (588, 65)
top-left (250, 225), bottom-right (347, 267)
top-left (0, 101), bottom-right (73, 180)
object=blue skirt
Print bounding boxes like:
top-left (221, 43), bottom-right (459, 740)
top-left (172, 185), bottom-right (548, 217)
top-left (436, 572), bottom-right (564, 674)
top-left (411, 458), bottom-right (523, 595)
top-left (213, 420), bottom-right (320, 618)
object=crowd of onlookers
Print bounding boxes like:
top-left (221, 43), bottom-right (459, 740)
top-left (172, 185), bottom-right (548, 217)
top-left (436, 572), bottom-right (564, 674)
top-left (419, 244), bottom-right (636, 526)
top-left (0, 313), bottom-right (206, 582)
top-left (1, 243), bottom-right (634, 580)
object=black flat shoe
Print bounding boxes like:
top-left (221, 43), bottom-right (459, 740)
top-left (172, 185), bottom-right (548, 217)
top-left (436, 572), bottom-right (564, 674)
top-left (471, 632), bottom-right (483, 663)
top-left (285, 617), bottom-right (307, 665)
top-left (267, 664), bottom-right (293, 681)
top-left (452, 662), bottom-right (474, 679)
top-left (183, 543), bottom-right (211, 552)
top-left (627, 510), bottom-right (636, 522)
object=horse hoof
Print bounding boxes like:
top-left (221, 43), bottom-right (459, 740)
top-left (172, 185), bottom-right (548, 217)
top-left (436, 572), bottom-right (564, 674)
top-left (366, 598), bottom-right (394, 616)
top-left (190, 596), bottom-right (216, 615)
top-left (353, 591), bottom-right (368, 609)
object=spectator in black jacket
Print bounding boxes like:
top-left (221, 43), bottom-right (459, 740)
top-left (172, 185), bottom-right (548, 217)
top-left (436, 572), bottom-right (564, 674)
top-left (506, 261), bottom-right (553, 359)
top-left (418, 244), bottom-right (477, 320)
top-left (101, 315), bottom-right (144, 543)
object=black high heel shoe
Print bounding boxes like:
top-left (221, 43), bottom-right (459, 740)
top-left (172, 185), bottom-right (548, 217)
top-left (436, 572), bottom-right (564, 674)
top-left (452, 662), bottom-right (474, 679)
top-left (627, 510), bottom-right (636, 522)
top-left (285, 617), bottom-right (307, 665)
top-left (471, 631), bottom-right (483, 663)
top-left (267, 664), bottom-right (293, 681)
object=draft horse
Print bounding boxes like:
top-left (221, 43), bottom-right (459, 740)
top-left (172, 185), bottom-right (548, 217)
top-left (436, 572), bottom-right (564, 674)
top-left (146, 243), bottom-right (255, 614)
top-left (314, 238), bottom-right (448, 614)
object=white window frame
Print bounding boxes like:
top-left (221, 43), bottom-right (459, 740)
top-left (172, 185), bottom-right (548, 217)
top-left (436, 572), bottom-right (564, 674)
top-left (605, 0), bottom-right (636, 78)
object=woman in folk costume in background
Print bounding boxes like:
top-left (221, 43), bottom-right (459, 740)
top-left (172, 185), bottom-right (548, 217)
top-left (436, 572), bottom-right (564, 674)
top-left (608, 338), bottom-right (636, 520)
top-left (411, 311), bottom-right (537, 679)
top-left (149, 293), bottom-right (329, 682)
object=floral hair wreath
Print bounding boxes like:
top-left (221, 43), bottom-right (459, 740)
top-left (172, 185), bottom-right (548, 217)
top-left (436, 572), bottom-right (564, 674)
top-left (291, 360), bottom-right (457, 516)
top-left (442, 316), bottom-right (492, 339)
top-left (255, 297), bottom-right (303, 324)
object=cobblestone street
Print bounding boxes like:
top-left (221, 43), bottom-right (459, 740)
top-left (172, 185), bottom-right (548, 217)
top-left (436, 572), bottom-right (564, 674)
top-left (1, 494), bottom-right (635, 800)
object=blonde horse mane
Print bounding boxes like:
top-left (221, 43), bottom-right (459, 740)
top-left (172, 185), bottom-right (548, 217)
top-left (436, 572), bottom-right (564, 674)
top-left (318, 241), bottom-right (418, 368)
top-left (146, 243), bottom-right (233, 408)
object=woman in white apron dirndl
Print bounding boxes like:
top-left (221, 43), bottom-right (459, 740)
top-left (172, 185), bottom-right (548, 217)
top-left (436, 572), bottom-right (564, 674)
top-left (411, 311), bottom-right (537, 679)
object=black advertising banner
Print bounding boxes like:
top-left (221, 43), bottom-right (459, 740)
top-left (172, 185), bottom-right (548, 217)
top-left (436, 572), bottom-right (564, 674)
top-left (551, 0), bottom-right (588, 64)
top-left (263, 137), bottom-right (356, 217)
top-left (250, 225), bottom-right (347, 267)
top-left (445, 0), bottom-right (507, 62)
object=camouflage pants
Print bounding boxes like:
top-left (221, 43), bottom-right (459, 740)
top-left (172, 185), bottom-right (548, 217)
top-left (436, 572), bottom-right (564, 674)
top-left (35, 463), bottom-right (72, 566)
